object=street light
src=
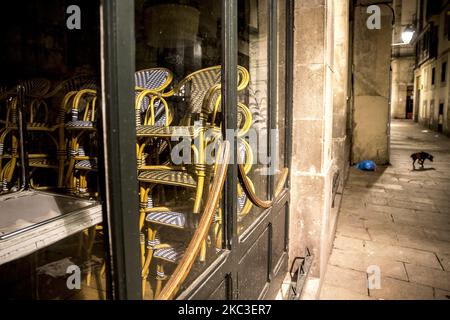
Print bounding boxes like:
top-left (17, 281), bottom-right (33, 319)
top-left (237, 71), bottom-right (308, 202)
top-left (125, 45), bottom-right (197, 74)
top-left (401, 25), bottom-right (416, 45)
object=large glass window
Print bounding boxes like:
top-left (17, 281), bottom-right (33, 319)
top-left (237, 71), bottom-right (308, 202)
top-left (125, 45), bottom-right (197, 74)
top-left (237, 0), bottom-right (270, 235)
top-left (0, 0), bottom-right (107, 300)
top-left (277, 0), bottom-right (287, 173)
top-left (0, 0), bottom-right (292, 301)
top-left (135, 0), bottom-right (225, 299)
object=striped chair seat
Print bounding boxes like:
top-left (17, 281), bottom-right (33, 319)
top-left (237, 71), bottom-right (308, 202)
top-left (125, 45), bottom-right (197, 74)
top-left (146, 211), bottom-right (187, 229)
top-left (154, 246), bottom-right (184, 264)
top-left (136, 125), bottom-right (196, 138)
top-left (75, 159), bottom-right (98, 171)
top-left (28, 158), bottom-right (58, 169)
top-left (135, 68), bottom-right (171, 91)
top-left (21, 78), bottom-right (52, 97)
top-left (66, 121), bottom-right (96, 130)
top-left (27, 123), bottom-right (54, 131)
top-left (138, 170), bottom-right (196, 188)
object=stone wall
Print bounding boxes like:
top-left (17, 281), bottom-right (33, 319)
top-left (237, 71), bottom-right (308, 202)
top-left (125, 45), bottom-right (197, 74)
top-left (290, 0), bottom-right (350, 294)
top-left (330, 0), bottom-right (351, 242)
top-left (351, 3), bottom-right (392, 165)
top-left (413, 4), bottom-right (450, 136)
top-left (391, 58), bottom-right (415, 119)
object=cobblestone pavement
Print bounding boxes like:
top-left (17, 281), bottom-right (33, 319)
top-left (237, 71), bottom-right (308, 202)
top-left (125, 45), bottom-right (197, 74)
top-left (320, 120), bottom-right (450, 300)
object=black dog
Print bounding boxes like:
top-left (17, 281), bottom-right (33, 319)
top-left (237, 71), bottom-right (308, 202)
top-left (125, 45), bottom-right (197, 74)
top-left (411, 152), bottom-right (434, 170)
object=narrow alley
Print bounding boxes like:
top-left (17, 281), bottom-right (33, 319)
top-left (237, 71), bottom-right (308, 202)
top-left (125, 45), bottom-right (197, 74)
top-left (320, 120), bottom-right (450, 300)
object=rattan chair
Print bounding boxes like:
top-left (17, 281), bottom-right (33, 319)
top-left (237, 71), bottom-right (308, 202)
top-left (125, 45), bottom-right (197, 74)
top-left (134, 68), bottom-right (174, 171)
top-left (0, 76), bottom-right (97, 191)
top-left (0, 79), bottom-right (52, 192)
top-left (143, 140), bottom-right (230, 300)
top-left (137, 66), bottom-right (251, 298)
top-left (137, 66), bottom-right (250, 223)
top-left (64, 88), bottom-right (99, 197)
top-left (28, 74), bottom-right (93, 190)
top-left (50, 76), bottom-right (97, 189)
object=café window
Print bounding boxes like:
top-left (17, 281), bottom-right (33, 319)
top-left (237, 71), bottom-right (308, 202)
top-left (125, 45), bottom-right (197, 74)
top-left (135, 0), bottom-right (227, 299)
top-left (236, 0), bottom-right (270, 236)
top-left (134, 0), bottom-right (291, 300)
top-left (0, 0), bottom-right (107, 299)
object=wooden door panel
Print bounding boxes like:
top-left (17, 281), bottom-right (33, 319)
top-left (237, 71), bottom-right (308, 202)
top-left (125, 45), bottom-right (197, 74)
top-left (271, 205), bottom-right (288, 274)
top-left (237, 228), bottom-right (270, 299)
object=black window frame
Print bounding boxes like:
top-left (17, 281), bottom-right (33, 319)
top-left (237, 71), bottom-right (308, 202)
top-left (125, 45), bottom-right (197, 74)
top-left (101, 0), bottom-right (294, 300)
top-left (432, 66), bottom-right (436, 85)
top-left (441, 61), bottom-right (447, 83)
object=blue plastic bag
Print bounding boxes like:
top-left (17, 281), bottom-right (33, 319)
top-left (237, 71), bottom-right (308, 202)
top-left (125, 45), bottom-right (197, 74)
top-left (356, 160), bottom-right (377, 171)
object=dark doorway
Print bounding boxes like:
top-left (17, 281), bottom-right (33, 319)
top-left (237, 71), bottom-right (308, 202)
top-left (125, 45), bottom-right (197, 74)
top-left (406, 86), bottom-right (414, 119)
top-left (438, 103), bottom-right (445, 133)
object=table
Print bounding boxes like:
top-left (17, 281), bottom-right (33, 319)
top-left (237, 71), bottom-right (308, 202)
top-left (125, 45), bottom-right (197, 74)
top-left (0, 191), bottom-right (103, 266)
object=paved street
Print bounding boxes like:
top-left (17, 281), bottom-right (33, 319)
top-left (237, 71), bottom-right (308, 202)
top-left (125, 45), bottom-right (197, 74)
top-left (320, 120), bottom-right (450, 300)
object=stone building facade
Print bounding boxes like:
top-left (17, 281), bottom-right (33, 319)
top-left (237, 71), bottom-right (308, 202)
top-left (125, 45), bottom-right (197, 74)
top-left (290, 0), bottom-right (352, 295)
top-left (289, 0), bottom-right (397, 297)
top-left (391, 0), bottom-right (416, 120)
top-left (413, 0), bottom-right (450, 135)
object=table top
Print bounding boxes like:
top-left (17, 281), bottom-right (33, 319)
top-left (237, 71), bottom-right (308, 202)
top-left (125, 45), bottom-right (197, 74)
top-left (0, 190), bottom-right (102, 266)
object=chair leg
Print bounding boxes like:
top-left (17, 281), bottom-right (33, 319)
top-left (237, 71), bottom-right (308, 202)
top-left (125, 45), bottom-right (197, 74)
top-left (57, 125), bottom-right (66, 189)
top-left (200, 240), bottom-right (207, 263)
top-left (139, 187), bottom-right (149, 232)
top-left (214, 222), bottom-right (220, 248)
top-left (193, 174), bottom-right (205, 214)
top-left (79, 173), bottom-right (87, 196)
top-left (65, 154), bottom-right (76, 187)
top-left (142, 227), bottom-right (156, 279)
top-left (73, 176), bottom-right (79, 196)
top-left (142, 227), bottom-right (156, 299)
top-left (100, 261), bottom-right (106, 277)
top-left (155, 263), bottom-right (166, 299)
top-left (214, 209), bottom-right (223, 250)
top-left (140, 233), bottom-right (146, 269)
top-left (139, 186), bottom-right (151, 232)
top-left (1, 162), bottom-right (12, 192)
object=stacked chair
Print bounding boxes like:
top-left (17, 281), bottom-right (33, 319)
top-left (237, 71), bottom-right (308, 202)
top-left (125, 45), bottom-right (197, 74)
top-left (43, 75), bottom-right (96, 191)
top-left (0, 66), bottom-right (289, 300)
top-left (136, 64), bottom-right (289, 300)
top-left (158, 140), bottom-right (231, 300)
top-left (27, 75), bottom-right (96, 191)
top-left (0, 79), bottom-right (52, 192)
top-left (136, 65), bottom-right (254, 299)
top-left (64, 86), bottom-right (99, 197)
top-left (61, 80), bottom-right (103, 287)
top-left (0, 76), bottom-right (96, 194)
top-left (0, 76), bottom-right (102, 291)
